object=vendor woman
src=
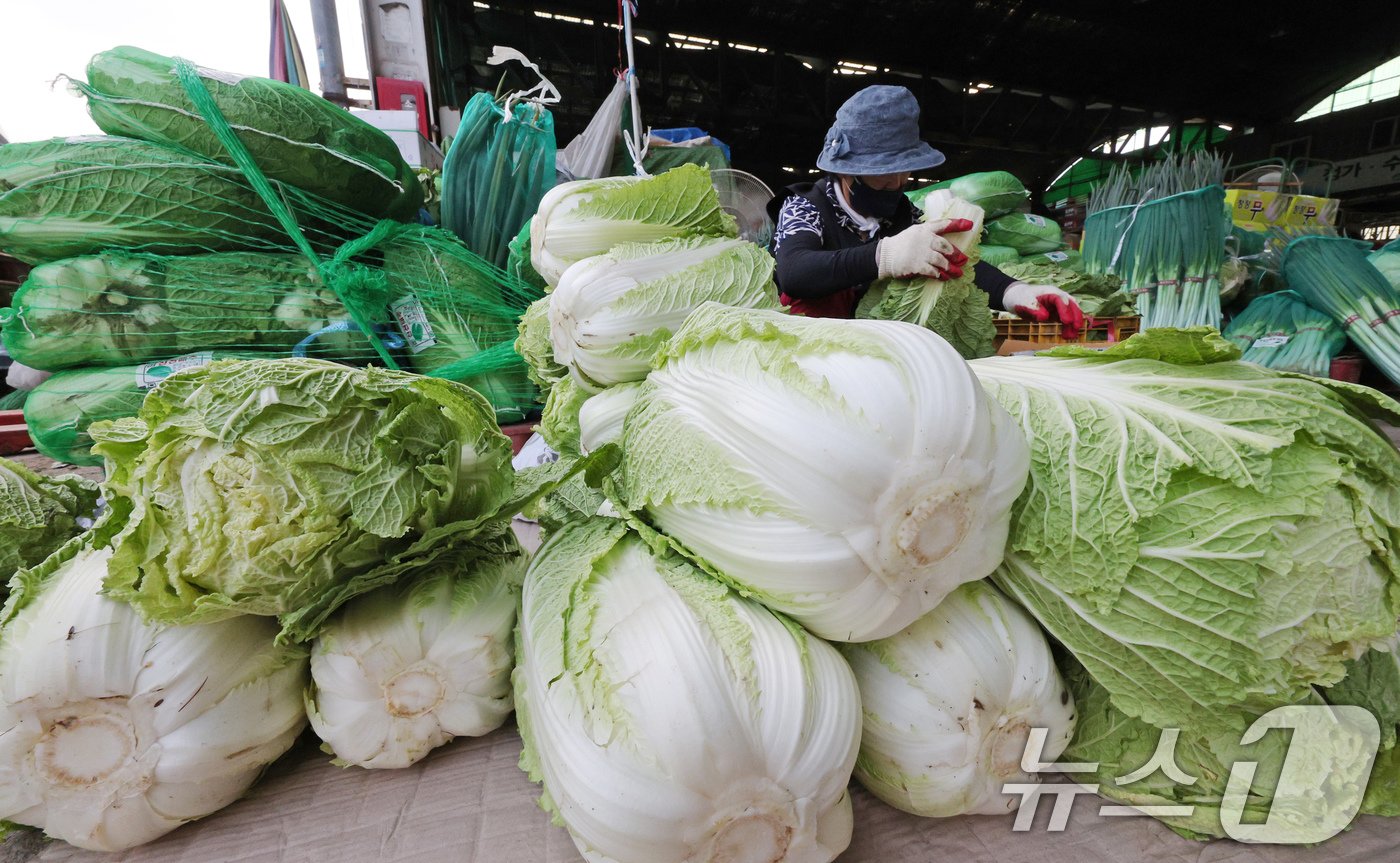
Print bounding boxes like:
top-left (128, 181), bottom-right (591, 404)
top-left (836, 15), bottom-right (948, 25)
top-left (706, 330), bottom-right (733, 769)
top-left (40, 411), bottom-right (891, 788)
top-left (768, 84), bottom-right (1083, 334)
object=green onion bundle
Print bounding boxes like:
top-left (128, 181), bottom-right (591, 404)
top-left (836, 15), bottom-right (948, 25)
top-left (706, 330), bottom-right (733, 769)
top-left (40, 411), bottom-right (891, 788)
top-left (1223, 291), bottom-right (1344, 377)
top-left (1281, 233), bottom-right (1400, 384)
top-left (1083, 154), bottom-right (1228, 331)
top-left (441, 91), bottom-right (557, 269)
top-left (1221, 293), bottom-right (1273, 352)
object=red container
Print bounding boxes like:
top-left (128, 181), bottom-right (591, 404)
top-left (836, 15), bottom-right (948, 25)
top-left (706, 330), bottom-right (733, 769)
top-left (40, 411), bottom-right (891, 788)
top-left (0, 410), bottom-right (31, 456)
top-left (1330, 355), bottom-right (1364, 383)
top-left (499, 422), bottom-right (535, 456)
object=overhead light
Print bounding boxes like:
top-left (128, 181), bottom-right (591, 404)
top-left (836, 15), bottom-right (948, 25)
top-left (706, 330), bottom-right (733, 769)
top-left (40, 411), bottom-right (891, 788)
top-left (782, 166), bottom-right (796, 173)
top-left (802, 61), bottom-right (814, 70)
top-left (635, 35), bottom-right (650, 44)
top-left (835, 61), bottom-right (877, 76)
top-left (669, 32), bottom-right (718, 50)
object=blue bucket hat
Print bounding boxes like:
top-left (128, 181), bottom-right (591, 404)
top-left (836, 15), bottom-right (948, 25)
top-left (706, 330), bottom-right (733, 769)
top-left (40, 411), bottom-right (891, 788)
top-left (816, 85), bottom-right (946, 176)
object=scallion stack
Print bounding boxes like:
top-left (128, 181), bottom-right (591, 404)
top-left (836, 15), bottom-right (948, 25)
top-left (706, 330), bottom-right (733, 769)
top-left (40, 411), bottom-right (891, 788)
top-left (1083, 154), bottom-right (1228, 331)
top-left (1282, 233), bottom-right (1400, 384)
top-left (1223, 291), bottom-right (1345, 377)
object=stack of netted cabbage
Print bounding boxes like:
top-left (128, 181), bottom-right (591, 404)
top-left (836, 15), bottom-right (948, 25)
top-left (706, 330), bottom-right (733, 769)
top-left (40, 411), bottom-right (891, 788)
top-left (0, 46), bottom-right (538, 467)
top-left (0, 355), bottom-right (575, 851)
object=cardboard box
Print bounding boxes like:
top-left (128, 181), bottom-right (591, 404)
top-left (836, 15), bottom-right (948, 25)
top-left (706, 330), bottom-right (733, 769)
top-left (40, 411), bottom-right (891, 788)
top-left (1224, 189), bottom-right (1292, 229)
top-left (351, 109), bottom-right (443, 170)
top-left (1224, 189), bottom-right (1340, 232)
top-left (1284, 194), bottom-right (1340, 227)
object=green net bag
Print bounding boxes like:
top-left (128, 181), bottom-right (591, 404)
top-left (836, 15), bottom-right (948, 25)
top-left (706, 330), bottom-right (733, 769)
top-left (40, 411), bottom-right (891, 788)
top-left (0, 136), bottom-right (364, 264)
top-left (76, 45), bottom-right (421, 221)
top-left (441, 90), bottom-right (557, 269)
top-left (1019, 249), bottom-right (1083, 270)
top-left (25, 350), bottom-right (269, 466)
top-left (0, 50), bottom-right (540, 426)
top-left (506, 217), bottom-right (549, 294)
top-left (983, 213), bottom-right (1064, 255)
top-left (910, 171), bottom-right (1029, 220)
top-left (380, 225), bottom-right (537, 422)
top-left (977, 244), bottom-right (1019, 267)
top-left (1, 250), bottom-right (374, 370)
top-left (1372, 239), bottom-right (1400, 292)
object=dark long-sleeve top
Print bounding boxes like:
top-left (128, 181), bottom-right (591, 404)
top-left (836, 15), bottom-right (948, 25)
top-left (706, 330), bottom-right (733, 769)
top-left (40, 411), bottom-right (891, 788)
top-left (768, 178), bottom-right (1016, 318)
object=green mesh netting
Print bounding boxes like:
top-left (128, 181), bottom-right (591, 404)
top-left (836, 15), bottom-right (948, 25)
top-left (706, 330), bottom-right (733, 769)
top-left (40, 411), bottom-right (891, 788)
top-left (0, 50), bottom-right (541, 464)
top-left (441, 90), bottom-right (557, 268)
top-left (1373, 239), bottom-right (1400, 292)
top-left (1081, 155), bottom-right (1228, 331)
top-left (506, 218), bottom-right (549, 293)
top-left (25, 350), bottom-right (267, 466)
top-left (2, 250), bottom-right (374, 369)
top-left (76, 45), bottom-right (422, 221)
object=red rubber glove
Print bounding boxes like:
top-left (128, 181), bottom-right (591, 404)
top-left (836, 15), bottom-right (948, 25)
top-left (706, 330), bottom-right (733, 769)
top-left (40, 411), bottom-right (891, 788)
top-left (1001, 282), bottom-right (1085, 340)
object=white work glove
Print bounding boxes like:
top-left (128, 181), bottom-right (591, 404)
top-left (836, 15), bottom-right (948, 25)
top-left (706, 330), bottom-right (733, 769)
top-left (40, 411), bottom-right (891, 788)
top-left (1001, 282), bottom-right (1086, 338)
top-left (876, 218), bottom-right (974, 280)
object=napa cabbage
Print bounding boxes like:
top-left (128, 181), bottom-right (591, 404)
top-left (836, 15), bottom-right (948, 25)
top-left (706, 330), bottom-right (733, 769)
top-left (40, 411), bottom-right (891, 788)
top-left (530, 164), bottom-right (737, 286)
top-left (970, 329), bottom-right (1400, 735)
top-left (514, 517), bottom-right (861, 863)
top-left (618, 303), bottom-right (1028, 642)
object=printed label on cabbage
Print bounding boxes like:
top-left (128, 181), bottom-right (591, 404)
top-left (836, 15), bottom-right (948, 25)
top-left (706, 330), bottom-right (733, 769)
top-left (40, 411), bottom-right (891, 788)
top-left (135, 351), bottom-right (215, 389)
top-left (390, 294), bottom-right (437, 353)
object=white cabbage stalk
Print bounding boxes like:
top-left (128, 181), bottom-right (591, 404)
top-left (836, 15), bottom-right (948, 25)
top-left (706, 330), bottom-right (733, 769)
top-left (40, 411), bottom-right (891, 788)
top-left (515, 518), bottom-right (862, 863)
top-left (5, 362), bottom-right (52, 391)
top-left (619, 303), bottom-right (1030, 642)
top-left (920, 189), bottom-right (985, 248)
top-left (306, 545), bottom-right (524, 769)
top-left (530, 164), bottom-right (737, 286)
top-left (0, 545), bottom-right (308, 852)
top-left (840, 581), bottom-right (1076, 817)
top-left (578, 382), bottom-right (644, 454)
top-left (551, 237), bottom-right (781, 391)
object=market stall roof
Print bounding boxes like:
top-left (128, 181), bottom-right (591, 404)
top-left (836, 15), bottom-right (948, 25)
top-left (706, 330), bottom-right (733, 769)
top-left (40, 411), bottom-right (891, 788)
top-left (527, 0), bottom-right (1399, 126)
top-left (461, 1), bottom-right (1400, 194)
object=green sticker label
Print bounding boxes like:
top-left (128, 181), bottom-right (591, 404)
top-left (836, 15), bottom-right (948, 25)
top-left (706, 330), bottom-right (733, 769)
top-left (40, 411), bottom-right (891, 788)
top-left (390, 294), bottom-right (437, 354)
top-left (135, 351), bottom-right (214, 389)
